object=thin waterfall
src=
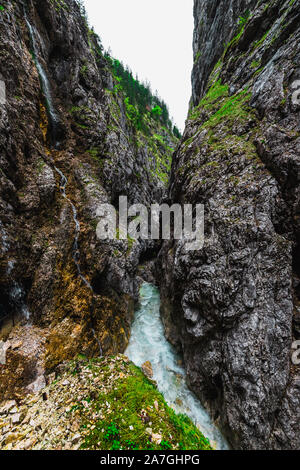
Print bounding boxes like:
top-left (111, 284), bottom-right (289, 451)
top-left (55, 168), bottom-right (103, 357)
top-left (24, 11), bottom-right (60, 147)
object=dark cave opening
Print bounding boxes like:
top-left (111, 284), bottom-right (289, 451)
top-left (91, 269), bottom-right (110, 297)
top-left (0, 276), bottom-right (32, 334)
top-left (139, 243), bottom-right (161, 264)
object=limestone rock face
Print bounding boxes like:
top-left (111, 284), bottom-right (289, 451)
top-left (160, 0), bottom-right (300, 450)
top-left (192, 0), bottom-right (258, 106)
top-left (0, 0), bottom-right (177, 395)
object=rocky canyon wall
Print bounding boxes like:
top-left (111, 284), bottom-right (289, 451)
top-left (160, 0), bottom-right (300, 450)
top-left (0, 0), bottom-right (177, 399)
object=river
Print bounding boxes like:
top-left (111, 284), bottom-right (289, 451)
top-left (126, 283), bottom-right (229, 450)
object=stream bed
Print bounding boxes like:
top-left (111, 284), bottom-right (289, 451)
top-left (125, 283), bottom-right (228, 450)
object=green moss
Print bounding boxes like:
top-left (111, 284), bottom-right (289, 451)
top-left (80, 64), bottom-right (88, 76)
top-left (253, 66), bottom-right (264, 77)
top-left (200, 79), bottom-right (229, 108)
top-left (251, 59), bottom-right (261, 69)
top-left (280, 97), bottom-right (287, 107)
top-left (37, 159), bottom-right (46, 174)
top-left (253, 30), bottom-right (271, 49)
top-left (207, 59), bottom-right (223, 89)
top-left (81, 362), bottom-right (212, 451)
top-left (86, 147), bottom-right (101, 159)
top-left (194, 51), bottom-right (202, 64)
top-left (126, 234), bottom-right (135, 255)
top-left (189, 79), bottom-right (229, 120)
top-left (202, 87), bottom-right (252, 130)
top-left (222, 10), bottom-right (251, 55)
top-left (49, 0), bottom-right (69, 12)
top-left (189, 76), bottom-right (252, 132)
top-left (75, 122), bottom-right (89, 129)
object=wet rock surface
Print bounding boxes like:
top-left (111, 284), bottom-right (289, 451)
top-left (0, 0), bottom-right (178, 396)
top-left (160, 0), bottom-right (300, 450)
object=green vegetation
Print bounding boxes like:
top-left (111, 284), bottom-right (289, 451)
top-left (69, 105), bottom-right (97, 129)
top-left (37, 159), bottom-right (46, 174)
top-left (203, 88), bottom-right (252, 129)
top-left (74, 0), bottom-right (180, 185)
top-left (189, 79), bottom-right (228, 120)
top-left (194, 51), bottom-right (202, 64)
top-left (199, 79), bottom-right (228, 109)
top-left (184, 44), bottom-right (261, 193)
top-left (173, 125), bottom-right (181, 139)
top-left (80, 64), bottom-right (88, 76)
top-left (222, 9), bottom-right (251, 54)
top-left (151, 105), bottom-right (163, 118)
top-left (253, 29), bottom-right (271, 49)
top-left (86, 147), bottom-right (101, 159)
top-left (0, 5), bottom-right (5, 12)
top-left (106, 56), bottom-right (174, 133)
top-left (100, 59), bottom-right (179, 185)
top-left (50, 0), bottom-right (69, 12)
top-left (238, 10), bottom-right (250, 28)
top-left (251, 59), bottom-right (261, 69)
top-left (80, 360), bottom-right (212, 451)
top-left (189, 75), bottom-right (252, 130)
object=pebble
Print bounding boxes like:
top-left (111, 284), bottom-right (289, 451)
top-left (0, 401), bottom-right (17, 415)
top-left (71, 433), bottom-right (81, 444)
top-left (11, 414), bottom-right (21, 425)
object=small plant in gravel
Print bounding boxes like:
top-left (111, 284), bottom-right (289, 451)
top-left (160, 440), bottom-right (172, 450)
top-left (104, 423), bottom-right (119, 441)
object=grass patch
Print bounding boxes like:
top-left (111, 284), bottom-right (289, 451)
top-left (81, 363), bottom-right (212, 451)
top-left (202, 87), bottom-right (252, 130)
top-left (189, 79), bottom-right (229, 120)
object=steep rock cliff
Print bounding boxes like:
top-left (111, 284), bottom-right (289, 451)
top-left (160, 0), bottom-right (300, 450)
top-left (0, 0), bottom-right (177, 399)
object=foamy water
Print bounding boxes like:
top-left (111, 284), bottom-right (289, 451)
top-left (126, 283), bottom-right (229, 450)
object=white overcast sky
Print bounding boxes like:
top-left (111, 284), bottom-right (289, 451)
top-left (83, 0), bottom-right (194, 131)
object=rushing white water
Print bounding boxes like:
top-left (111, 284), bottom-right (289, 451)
top-left (126, 283), bottom-right (229, 450)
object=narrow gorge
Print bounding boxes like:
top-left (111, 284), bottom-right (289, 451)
top-left (0, 0), bottom-right (299, 452)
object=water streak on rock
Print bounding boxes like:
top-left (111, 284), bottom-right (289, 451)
top-left (25, 13), bottom-right (60, 145)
